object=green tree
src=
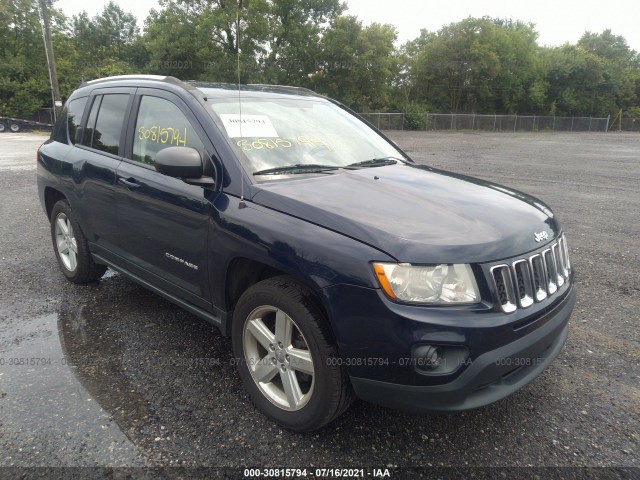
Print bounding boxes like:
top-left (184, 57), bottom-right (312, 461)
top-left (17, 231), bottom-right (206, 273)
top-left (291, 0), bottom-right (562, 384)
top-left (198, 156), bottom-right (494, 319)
top-left (142, 0), bottom-right (207, 79)
top-left (1, 2), bottom-right (639, 121)
top-left (578, 30), bottom-right (639, 116)
top-left (68, 2), bottom-right (141, 81)
top-left (262, 0), bottom-right (344, 85)
top-left (403, 17), bottom-right (545, 114)
top-left (0, 0), bottom-right (50, 117)
top-left (142, 0), bottom-right (343, 85)
top-left (543, 45), bottom-right (606, 115)
top-left (542, 31), bottom-right (639, 117)
top-left (142, 0), bottom-right (270, 82)
top-left (313, 16), bottom-right (397, 111)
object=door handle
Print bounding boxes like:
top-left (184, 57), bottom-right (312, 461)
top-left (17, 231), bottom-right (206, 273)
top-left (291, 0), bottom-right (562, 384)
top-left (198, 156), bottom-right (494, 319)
top-left (118, 177), bottom-right (141, 189)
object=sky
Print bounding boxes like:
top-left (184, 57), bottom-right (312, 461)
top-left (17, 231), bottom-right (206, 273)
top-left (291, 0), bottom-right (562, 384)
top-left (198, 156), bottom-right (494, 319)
top-left (54, 0), bottom-right (640, 51)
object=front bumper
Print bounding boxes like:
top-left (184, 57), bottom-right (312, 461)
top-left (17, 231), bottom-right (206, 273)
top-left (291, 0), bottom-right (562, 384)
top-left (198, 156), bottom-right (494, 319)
top-left (350, 287), bottom-right (574, 412)
top-left (323, 281), bottom-right (575, 413)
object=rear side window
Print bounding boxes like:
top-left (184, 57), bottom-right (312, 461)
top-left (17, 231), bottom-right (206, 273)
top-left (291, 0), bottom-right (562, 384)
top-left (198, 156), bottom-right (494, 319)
top-left (67, 97), bottom-right (87, 145)
top-left (132, 96), bottom-right (205, 166)
top-left (83, 94), bottom-right (130, 155)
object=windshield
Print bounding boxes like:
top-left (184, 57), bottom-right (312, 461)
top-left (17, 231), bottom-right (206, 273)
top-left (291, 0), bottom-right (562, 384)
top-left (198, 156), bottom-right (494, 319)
top-left (204, 91), bottom-right (406, 177)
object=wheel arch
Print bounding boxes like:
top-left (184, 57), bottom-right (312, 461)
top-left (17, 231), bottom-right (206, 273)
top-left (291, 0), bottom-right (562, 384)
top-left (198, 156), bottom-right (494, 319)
top-left (222, 256), bottom-right (336, 344)
top-left (44, 187), bottom-right (68, 219)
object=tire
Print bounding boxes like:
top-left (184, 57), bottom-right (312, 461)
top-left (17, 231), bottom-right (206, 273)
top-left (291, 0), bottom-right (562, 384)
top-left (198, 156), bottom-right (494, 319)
top-left (50, 200), bottom-right (107, 283)
top-left (232, 276), bottom-right (354, 431)
top-left (0, 123), bottom-right (6, 133)
top-left (9, 122), bottom-right (20, 133)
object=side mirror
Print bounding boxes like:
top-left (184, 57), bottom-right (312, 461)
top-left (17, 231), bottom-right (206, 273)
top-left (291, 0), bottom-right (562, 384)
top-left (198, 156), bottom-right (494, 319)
top-left (155, 146), bottom-right (203, 179)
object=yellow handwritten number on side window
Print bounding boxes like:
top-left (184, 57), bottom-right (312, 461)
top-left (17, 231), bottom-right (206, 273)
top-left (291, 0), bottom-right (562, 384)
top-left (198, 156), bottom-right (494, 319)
top-left (138, 126), bottom-right (187, 147)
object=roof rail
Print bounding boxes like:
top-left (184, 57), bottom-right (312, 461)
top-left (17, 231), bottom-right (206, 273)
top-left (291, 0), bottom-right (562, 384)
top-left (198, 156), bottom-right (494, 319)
top-left (79, 76), bottom-right (320, 98)
top-left (80, 75), bottom-right (188, 88)
top-left (186, 81), bottom-right (319, 97)
top-left (248, 84), bottom-right (318, 96)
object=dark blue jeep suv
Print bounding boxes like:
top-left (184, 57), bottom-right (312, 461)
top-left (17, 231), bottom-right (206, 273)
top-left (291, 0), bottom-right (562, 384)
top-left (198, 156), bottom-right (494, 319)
top-left (37, 75), bottom-right (575, 431)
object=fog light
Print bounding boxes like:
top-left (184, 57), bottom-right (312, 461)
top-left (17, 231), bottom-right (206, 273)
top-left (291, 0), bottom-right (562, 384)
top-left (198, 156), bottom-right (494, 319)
top-left (411, 344), bottom-right (470, 375)
top-left (414, 345), bottom-right (441, 370)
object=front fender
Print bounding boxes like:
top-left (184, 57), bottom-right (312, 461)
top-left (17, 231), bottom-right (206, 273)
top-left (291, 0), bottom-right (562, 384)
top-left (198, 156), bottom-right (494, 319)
top-left (208, 194), bottom-right (394, 338)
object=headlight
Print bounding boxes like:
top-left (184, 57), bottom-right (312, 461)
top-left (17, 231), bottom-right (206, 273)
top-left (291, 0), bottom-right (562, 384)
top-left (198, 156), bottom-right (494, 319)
top-left (372, 263), bottom-right (480, 304)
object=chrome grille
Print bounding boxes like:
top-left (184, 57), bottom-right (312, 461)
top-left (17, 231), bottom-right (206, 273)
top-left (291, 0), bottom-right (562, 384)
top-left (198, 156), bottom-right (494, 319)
top-left (513, 260), bottom-right (534, 308)
top-left (491, 234), bottom-right (571, 313)
top-left (491, 265), bottom-right (517, 313)
top-left (542, 248), bottom-right (558, 294)
top-left (557, 235), bottom-right (570, 277)
top-left (552, 243), bottom-right (565, 287)
top-left (529, 254), bottom-right (548, 302)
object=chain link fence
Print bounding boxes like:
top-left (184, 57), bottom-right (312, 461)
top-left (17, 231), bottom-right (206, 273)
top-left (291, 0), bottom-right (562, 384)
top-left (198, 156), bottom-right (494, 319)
top-left (358, 113), bottom-right (639, 132)
top-left (620, 117), bottom-right (640, 132)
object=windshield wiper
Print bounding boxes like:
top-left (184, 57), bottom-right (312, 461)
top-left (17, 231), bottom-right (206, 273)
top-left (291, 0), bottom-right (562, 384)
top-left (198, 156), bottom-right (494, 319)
top-left (253, 164), bottom-right (340, 176)
top-left (345, 157), bottom-right (406, 169)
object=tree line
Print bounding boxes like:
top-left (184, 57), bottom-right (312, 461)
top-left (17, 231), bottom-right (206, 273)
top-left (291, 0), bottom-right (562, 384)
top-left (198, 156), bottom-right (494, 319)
top-left (1, 0), bottom-right (639, 122)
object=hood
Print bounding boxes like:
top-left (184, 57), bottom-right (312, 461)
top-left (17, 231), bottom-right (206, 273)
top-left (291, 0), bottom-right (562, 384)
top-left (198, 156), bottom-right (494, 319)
top-left (250, 164), bottom-right (560, 263)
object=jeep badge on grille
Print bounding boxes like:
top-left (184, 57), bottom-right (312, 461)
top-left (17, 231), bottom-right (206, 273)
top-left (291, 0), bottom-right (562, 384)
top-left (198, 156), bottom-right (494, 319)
top-left (534, 231), bottom-right (549, 242)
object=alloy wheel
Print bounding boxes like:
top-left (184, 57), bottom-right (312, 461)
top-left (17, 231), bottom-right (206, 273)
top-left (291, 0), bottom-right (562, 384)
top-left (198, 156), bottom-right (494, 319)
top-left (243, 305), bottom-right (315, 411)
top-left (54, 213), bottom-right (78, 272)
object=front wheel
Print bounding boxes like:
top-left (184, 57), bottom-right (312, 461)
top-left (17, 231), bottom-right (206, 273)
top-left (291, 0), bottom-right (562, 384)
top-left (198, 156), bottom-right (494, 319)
top-left (50, 200), bottom-right (107, 283)
top-left (232, 276), bottom-right (353, 431)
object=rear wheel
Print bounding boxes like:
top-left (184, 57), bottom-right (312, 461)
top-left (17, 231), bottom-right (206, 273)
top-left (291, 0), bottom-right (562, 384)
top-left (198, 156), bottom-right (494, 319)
top-left (0, 123), bottom-right (6, 133)
top-left (232, 276), bottom-right (353, 431)
top-left (50, 200), bottom-right (107, 283)
top-left (9, 122), bottom-right (20, 133)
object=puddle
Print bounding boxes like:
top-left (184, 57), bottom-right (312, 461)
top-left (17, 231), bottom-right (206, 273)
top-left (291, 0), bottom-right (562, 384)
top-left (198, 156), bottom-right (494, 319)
top-left (0, 309), bottom-right (148, 466)
top-left (1, 269), bottom-right (253, 467)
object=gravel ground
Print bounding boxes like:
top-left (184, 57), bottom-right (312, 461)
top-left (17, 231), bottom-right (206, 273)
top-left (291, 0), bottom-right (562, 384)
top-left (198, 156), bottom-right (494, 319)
top-left (0, 132), bottom-right (638, 476)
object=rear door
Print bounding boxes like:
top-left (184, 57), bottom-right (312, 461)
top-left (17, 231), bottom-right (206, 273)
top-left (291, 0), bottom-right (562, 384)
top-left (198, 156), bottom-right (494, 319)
top-left (68, 89), bottom-right (134, 255)
top-left (114, 89), bottom-right (216, 308)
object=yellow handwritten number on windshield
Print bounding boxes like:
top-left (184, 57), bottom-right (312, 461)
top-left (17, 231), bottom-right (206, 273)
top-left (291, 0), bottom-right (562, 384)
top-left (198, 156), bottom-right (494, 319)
top-left (237, 137), bottom-right (333, 152)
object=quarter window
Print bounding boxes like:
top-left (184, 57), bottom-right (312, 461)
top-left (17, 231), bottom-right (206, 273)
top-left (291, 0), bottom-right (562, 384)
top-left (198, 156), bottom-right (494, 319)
top-left (52, 107), bottom-right (68, 144)
top-left (67, 97), bottom-right (87, 145)
top-left (132, 96), bottom-right (205, 166)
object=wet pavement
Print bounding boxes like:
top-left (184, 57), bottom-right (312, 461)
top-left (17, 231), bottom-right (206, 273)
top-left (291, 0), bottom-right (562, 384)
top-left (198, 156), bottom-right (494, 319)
top-left (0, 309), bottom-right (147, 467)
top-left (0, 132), bottom-right (638, 473)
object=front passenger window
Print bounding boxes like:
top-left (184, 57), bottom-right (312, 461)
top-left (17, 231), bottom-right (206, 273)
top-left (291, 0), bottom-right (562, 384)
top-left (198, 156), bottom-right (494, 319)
top-left (132, 96), bottom-right (206, 166)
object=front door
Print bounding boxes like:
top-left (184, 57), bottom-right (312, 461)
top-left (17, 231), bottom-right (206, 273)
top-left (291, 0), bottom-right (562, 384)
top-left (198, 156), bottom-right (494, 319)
top-left (115, 91), bottom-right (216, 308)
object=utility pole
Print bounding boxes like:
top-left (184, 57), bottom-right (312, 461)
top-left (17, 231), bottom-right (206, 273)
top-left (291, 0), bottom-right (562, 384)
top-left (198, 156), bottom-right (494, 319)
top-left (38, 0), bottom-right (62, 120)
top-left (619, 109), bottom-right (623, 132)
